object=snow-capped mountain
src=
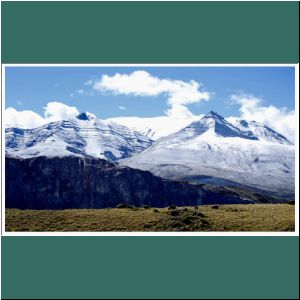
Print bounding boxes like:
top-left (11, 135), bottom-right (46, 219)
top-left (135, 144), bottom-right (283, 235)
top-left (122, 111), bottom-right (295, 197)
top-left (5, 112), bottom-right (153, 161)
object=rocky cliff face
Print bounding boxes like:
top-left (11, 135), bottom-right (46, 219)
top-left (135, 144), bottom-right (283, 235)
top-left (5, 156), bottom-right (251, 209)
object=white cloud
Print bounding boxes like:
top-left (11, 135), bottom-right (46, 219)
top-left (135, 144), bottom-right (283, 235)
top-left (17, 100), bottom-right (23, 106)
top-left (165, 104), bottom-right (195, 118)
top-left (44, 102), bottom-right (79, 121)
top-left (77, 89), bottom-right (84, 94)
top-left (93, 70), bottom-right (210, 118)
top-left (231, 93), bottom-right (295, 142)
top-left (5, 101), bottom-right (79, 129)
top-left (118, 106), bottom-right (127, 110)
top-left (5, 108), bottom-right (46, 129)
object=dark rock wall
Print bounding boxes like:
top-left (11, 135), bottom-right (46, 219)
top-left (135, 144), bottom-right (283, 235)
top-left (5, 156), bottom-right (245, 209)
top-left (6, 156), bottom-right (197, 209)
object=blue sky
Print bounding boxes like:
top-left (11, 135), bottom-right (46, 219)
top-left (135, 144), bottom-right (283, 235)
top-left (5, 66), bottom-right (295, 119)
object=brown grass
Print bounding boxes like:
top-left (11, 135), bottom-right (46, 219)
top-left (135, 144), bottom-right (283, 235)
top-left (5, 204), bottom-right (295, 232)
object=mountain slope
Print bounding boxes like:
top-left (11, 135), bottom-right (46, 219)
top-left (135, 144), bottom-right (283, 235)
top-left (123, 111), bottom-right (295, 197)
top-left (5, 112), bottom-right (153, 162)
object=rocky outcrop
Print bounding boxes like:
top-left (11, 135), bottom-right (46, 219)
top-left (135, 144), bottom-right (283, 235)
top-left (5, 156), bottom-right (249, 209)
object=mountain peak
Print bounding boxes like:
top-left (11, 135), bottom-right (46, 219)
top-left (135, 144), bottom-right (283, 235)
top-left (173, 111), bottom-right (258, 140)
top-left (205, 111), bottom-right (223, 119)
top-left (76, 112), bottom-right (95, 121)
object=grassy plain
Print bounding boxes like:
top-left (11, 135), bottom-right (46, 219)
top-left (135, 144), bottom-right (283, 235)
top-left (6, 203), bottom-right (295, 232)
top-left (5, 204), bottom-right (295, 232)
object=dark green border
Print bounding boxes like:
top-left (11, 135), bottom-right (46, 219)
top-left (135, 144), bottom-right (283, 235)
top-left (2, 237), bottom-right (299, 299)
top-left (1, 1), bottom-right (299, 299)
top-left (1, 1), bottom-right (299, 63)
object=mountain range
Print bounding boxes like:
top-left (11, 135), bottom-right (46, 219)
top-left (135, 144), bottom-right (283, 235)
top-left (6, 110), bottom-right (295, 200)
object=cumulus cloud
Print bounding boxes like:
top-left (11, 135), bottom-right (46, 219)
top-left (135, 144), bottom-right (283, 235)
top-left (44, 102), bottom-right (79, 121)
top-left (231, 93), bottom-right (295, 143)
top-left (5, 108), bottom-right (46, 129)
top-left (93, 70), bottom-right (210, 118)
top-left (5, 101), bottom-right (79, 129)
top-left (165, 104), bottom-right (195, 119)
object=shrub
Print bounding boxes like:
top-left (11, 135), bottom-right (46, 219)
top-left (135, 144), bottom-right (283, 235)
top-left (194, 206), bottom-right (199, 210)
top-left (170, 222), bottom-right (183, 228)
top-left (131, 207), bottom-right (140, 211)
top-left (144, 205), bottom-right (151, 209)
top-left (211, 205), bottom-right (219, 209)
top-left (287, 201), bottom-right (295, 205)
top-left (170, 210), bottom-right (180, 216)
top-left (182, 216), bottom-right (193, 225)
top-left (153, 209), bottom-right (159, 213)
top-left (193, 211), bottom-right (205, 218)
top-left (168, 205), bottom-right (177, 210)
top-left (202, 219), bottom-right (209, 225)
